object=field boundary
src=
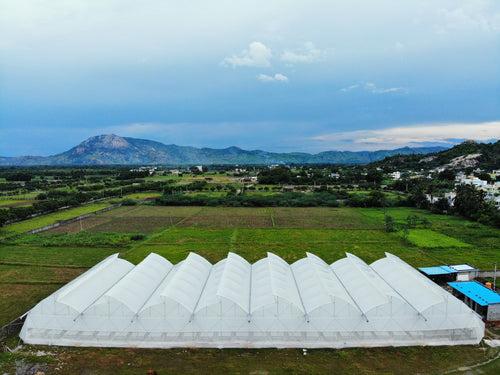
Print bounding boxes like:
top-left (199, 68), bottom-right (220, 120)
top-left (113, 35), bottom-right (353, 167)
top-left (120, 206), bottom-right (207, 258)
top-left (26, 203), bottom-right (121, 234)
top-left (0, 260), bottom-right (89, 269)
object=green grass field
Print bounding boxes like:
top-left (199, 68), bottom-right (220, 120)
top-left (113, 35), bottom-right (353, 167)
top-left (1, 205), bottom-right (499, 374)
top-left (0, 199), bottom-right (34, 207)
top-left (122, 192), bottom-right (162, 200)
top-left (403, 229), bottom-right (471, 248)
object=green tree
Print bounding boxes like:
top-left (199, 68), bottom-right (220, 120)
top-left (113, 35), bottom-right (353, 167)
top-left (454, 184), bottom-right (485, 220)
top-left (438, 169), bottom-right (455, 181)
top-left (366, 168), bottom-right (384, 185)
top-left (406, 214), bottom-right (419, 228)
top-left (384, 215), bottom-right (396, 232)
top-left (367, 190), bottom-right (387, 207)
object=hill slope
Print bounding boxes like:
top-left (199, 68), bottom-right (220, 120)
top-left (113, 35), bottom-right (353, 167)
top-left (372, 140), bottom-right (499, 170)
top-left (0, 134), bottom-right (446, 166)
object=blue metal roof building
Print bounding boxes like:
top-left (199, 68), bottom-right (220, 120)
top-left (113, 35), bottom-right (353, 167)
top-left (448, 282), bottom-right (500, 306)
top-left (448, 281), bottom-right (500, 321)
top-left (419, 266), bottom-right (456, 276)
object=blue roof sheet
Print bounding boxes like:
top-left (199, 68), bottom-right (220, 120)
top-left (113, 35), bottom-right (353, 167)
top-left (419, 266), bottom-right (456, 276)
top-left (448, 281), bottom-right (500, 306)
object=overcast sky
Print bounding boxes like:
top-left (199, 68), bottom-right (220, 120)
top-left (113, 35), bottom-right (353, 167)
top-left (1, 0), bottom-right (499, 156)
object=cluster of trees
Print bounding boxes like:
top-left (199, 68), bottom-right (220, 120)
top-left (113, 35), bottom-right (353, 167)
top-left (453, 185), bottom-right (499, 227)
top-left (4, 172), bottom-right (33, 182)
top-left (405, 183), bottom-right (499, 227)
top-left (156, 192), bottom-right (340, 207)
top-left (257, 166), bottom-right (387, 187)
top-left (155, 190), bottom-right (399, 208)
top-left (384, 214), bottom-right (431, 233)
top-left (348, 190), bottom-right (395, 208)
top-left (116, 170), bottom-right (151, 180)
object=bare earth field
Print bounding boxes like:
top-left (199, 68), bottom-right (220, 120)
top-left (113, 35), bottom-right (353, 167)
top-left (1, 205), bottom-right (499, 374)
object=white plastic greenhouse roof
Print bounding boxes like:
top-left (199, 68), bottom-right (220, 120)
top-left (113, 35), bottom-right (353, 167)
top-left (161, 252), bottom-right (211, 313)
top-left (56, 254), bottom-right (134, 314)
top-left (20, 251), bottom-right (485, 349)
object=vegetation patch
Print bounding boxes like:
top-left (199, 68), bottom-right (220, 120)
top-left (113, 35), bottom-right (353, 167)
top-left (3, 232), bottom-right (136, 247)
top-left (402, 229), bottom-right (471, 248)
top-left (0, 283), bottom-right (61, 325)
top-left (0, 245), bottom-right (118, 267)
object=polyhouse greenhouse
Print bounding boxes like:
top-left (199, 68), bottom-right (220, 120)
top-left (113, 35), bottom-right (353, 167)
top-left (20, 252), bottom-right (484, 348)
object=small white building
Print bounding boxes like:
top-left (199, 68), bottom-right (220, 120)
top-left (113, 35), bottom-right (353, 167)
top-left (456, 176), bottom-right (488, 187)
top-left (425, 194), bottom-right (440, 204)
top-left (450, 264), bottom-right (479, 281)
top-left (444, 192), bottom-right (456, 206)
top-left (389, 171), bottom-right (401, 180)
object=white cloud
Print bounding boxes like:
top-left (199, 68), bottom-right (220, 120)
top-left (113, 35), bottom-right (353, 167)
top-left (340, 82), bottom-right (408, 94)
top-left (311, 121), bottom-right (500, 150)
top-left (257, 73), bottom-right (289, 82)
top-left (340, 84), bottom-right (360, 92)
top-left (280, 42), bottom-right (325, 64)
top-left (222, 41), bottom-right (272, 68)
top-left (435, 3), bottom-right (500, 34)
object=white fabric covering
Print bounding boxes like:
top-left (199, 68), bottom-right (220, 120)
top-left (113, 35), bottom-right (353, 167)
top-left (20, 252), bottom-right (484, 348)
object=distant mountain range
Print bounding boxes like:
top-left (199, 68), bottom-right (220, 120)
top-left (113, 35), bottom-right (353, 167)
top-left (0, 134), bottom-right (447, 166)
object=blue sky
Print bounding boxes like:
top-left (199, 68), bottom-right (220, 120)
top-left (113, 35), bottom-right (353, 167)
top-left (1, 0), bottom-right (499, 156)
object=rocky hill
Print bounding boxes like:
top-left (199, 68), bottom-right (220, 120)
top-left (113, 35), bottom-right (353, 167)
top-left (372, 140), bottom-right (499, 170)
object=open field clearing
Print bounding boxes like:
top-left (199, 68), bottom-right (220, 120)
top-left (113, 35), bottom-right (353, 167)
top-left (1, 205), bottom-right (499, 374)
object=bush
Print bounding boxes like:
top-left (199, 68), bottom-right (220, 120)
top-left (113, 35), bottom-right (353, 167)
top-left (121, 199), bottom-right (137, 206)
top-left (130, 234), bottom-right (146, 241)
top-left (384, 215), bottom-right (396, 232)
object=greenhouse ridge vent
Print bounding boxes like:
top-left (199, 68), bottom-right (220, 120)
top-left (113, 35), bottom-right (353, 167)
top-left (20, 252), bottom-right (485, 348)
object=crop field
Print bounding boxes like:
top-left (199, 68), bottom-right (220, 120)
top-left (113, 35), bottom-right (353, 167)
top-left (0, 205), bottom-right (499, 373)
top-left (0, 202), bottom-right (113, 235)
